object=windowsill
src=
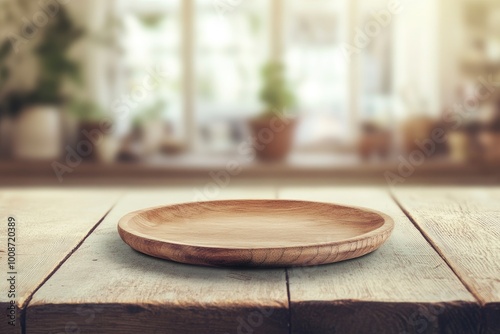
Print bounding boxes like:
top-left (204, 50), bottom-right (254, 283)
top-left (1, 152), bottom-right (499, 186)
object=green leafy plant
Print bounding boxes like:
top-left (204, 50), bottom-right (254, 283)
top-left (31, 6), bottom-right (84, 105)
top-left (68, 99), bottom-right (107, 123)
top-left (259, 61), bottom-right (295, 117)
top-left (132, 99), bottom-right (168, 126)
top-left (139, 14), bottom-right (165, 29)
top-left (0, 4), bottom-right (85, 118)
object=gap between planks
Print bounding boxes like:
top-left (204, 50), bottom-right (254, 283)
top-left (285, 268), bottom-right (292, 334)
top-left (26, 187), bottom-right (289, 333)
top-left (20, 194), bottom-right (123, 334)
top-left (388, 188), bottom-right (482, 306)
top-left (276, 184), bottom-right (293, 334)
top-left (27, 186), bottom-right (472, 333)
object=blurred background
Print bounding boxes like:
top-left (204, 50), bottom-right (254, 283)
top-left (1, 0), bottom-right (500, 185)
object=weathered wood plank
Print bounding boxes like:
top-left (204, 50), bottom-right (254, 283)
top-left (279, 187), bottom-right (480, 334)
top-left (0, 188), bottom-right (120, 334)
top-left (392, 187), bottom-right (500, 334)
top-left (26, 187), bottom-right (289, 334)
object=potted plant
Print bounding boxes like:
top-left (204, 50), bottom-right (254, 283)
top-left (478, 101), bottom-right (500, 163)
top-left (6, 5), bottom-right (84, 160)
top-left (133, 99), bottom-right (168, 157)
top-left (68, 99), bottom-right (119, 164)
top-left (358, 121), bottom-right (392, 160)
top-left (250, 61), bottom-right (297, 161)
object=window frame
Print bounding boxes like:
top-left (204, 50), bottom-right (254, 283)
top-left (125, 0), bottom-right (361, 150)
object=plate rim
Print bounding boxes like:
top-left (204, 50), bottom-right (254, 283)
top-left (117, 199), bottom-right (395, 251)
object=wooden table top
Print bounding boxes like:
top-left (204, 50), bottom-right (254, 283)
top-left (0, 186), bottom-right (498, 334)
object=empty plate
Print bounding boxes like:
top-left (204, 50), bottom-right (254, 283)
top-left (118, 199), bottom-right (394, 267)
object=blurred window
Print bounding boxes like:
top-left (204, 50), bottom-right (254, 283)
top-left (194, 0), bottom-right (269, 152)
top-left (284, 0), bottom-right (350, 149)
top-left (114, 0), bottom-right (438, 154)
top-left (121, 0), bottom-right (183, 139)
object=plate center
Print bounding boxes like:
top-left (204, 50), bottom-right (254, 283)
top-left (129, 200), bottom-right (384, 248)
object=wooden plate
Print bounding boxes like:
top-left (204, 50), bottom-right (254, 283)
top-left (118, 199), bottom-right (394, 267)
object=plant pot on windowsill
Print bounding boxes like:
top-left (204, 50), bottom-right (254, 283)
top-left (478, 120), bottom-right (500, 163)
top-left (77, 122), bottom-right (119, 164)
top-left (71, 100), bottom-right (119, 164)
top-left (12, 105), bottom-right (63, 161)
top-left (252, 60), bottom-right (297, 162)
top-left (358, 121), bottom-right (392, 161)
top-left (140, 120), bottom-right (166, 157)
top-left (249, 114), bottom-right (297, 161)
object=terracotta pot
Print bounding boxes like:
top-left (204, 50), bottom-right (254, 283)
top-left (479, 131), bottom-right (500, 162)
top-left (249, 116), bottom-right (297, 161)
top-left (12, 106), bottom-right (62, 161)
top-left (358, 131), bottom-right (392, 160)
top-left (400, 116), bottom-right (436, 154)
top-left (448, 131), bottom-right (472, 163)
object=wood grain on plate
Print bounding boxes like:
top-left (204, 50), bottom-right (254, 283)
top-left (392, 187), bottom-right (500, 334)
top-left (279, 187), bottom-right (481, 334)
top-left (27, 188), bottom-right (289, 334)
top-left (117, 199), bottom-right (394, 267)
top-left (0, 188), bottom-right (120, 334)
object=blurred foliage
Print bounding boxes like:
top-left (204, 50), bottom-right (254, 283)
top-left (33, 5), bottom-right (84, 105)
top-left (0, 3), bottom-right (85, 116)
top-left (90, 11), bottom-right (125, 54)
top-left (259, 61), bottom-right (295, 117)
top-left (68, 99), bottom-right (107, 123)
top-left (133, 99), bottom-right (168, 126)
top-left (139, 14), bottom-right (165, 29)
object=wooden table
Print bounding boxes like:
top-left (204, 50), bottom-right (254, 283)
top-left (0, 186), bottom-right (498, 334)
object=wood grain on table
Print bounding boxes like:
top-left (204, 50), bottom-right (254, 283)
top-left (0, 188), bottom-right (120, 334)
top-left (279, 187), bottom-right (480, 334)
top-left (1, 186), bottom-right (498, 333)
top-left (26, 187), bottom-right (289, 334)
top-left (392, 187), bottom-right (500, 334)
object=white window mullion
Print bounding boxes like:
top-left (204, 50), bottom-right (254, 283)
top-left (347, 0), bottom-right (360, 143)
top-left (182, 0), bottom-right (195, 149)
top-left (271, 0), bottom-right (284, 61)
